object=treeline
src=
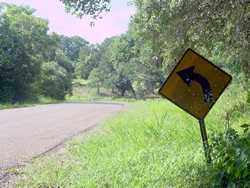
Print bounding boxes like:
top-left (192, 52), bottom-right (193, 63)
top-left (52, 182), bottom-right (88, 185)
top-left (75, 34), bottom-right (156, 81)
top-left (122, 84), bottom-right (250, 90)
top-left (129, 0), bottom-right (250, 80)
top-left (0, 3), bottom-right (90, 102)
top-left (73, 0), bottom-right (250, 98)
top-left (80, 35), bottom-right (164, 98)
top-left (1, 1), bottom-right (249, 103)
top-left (0, 3), bottom-right (162, 103)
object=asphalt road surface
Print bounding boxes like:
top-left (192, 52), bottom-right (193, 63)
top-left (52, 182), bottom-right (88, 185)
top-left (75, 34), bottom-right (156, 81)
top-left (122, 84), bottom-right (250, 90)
top-left (0, 103), bottom-right (124, 169)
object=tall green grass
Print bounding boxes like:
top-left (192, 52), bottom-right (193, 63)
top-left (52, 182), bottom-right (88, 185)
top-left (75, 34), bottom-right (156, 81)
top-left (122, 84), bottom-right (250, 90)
top-left (16, 83), bottom-right (249, 188)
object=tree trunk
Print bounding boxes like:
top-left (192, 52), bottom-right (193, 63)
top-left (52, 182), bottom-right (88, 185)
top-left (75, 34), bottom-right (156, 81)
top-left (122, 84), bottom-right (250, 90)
top-left (130, 85), bottom-right (136, 99)
top-left (97, 84), bottom-right (100, 95)
top-left (121, 89), bottom-right (126, 96)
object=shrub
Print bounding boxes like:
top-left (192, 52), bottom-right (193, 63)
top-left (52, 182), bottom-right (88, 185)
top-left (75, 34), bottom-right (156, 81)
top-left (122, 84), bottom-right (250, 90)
top-left (210, 125), bottom-right (250, 187)
top-left (40, 61), bottom-right (72, 100)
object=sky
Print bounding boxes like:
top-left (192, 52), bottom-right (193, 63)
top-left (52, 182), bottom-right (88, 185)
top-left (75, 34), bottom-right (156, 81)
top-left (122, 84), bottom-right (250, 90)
top-left (1, 0), bottom-right (136, 44)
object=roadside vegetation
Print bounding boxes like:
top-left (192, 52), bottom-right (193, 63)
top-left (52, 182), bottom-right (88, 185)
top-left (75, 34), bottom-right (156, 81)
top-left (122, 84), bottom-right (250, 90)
top-left (16, 81), bottom-right (250, 187)
top-left (1, 0), bottom-right (250, 187)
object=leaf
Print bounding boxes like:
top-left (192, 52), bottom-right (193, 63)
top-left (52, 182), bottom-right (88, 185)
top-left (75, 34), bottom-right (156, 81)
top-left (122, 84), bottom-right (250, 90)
top-left (240, 124), bottom-right (250, 133)
top-left (240, 124), bottom-right (250, 128)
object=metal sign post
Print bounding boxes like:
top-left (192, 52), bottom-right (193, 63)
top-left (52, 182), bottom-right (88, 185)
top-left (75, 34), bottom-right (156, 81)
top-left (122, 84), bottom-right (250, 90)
top-left (198, 119), bottom-right (211, 163)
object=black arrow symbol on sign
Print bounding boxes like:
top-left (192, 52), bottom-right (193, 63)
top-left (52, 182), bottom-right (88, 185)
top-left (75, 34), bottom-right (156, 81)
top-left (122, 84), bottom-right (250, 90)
top-left (177, 66), bottom-right (213, 104)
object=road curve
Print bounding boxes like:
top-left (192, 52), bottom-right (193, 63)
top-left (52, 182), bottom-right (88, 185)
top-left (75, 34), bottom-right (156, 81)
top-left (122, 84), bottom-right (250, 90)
top-left (0, 103), bottom-right (124, 169)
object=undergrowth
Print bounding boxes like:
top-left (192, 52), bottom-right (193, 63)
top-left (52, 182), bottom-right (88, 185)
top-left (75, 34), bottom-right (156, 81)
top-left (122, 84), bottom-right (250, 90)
top-left (16, 82), bottom-right (249, 188)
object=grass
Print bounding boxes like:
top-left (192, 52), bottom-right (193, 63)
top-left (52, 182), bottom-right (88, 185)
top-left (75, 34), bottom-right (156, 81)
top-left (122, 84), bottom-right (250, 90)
top-left (65, 94), bottom-right (137, 104)
top-left (66, 84), bottom-right (138, 103)
top-left (0, 96), bottom-right (61, 110)
top-left (0, 88), bottom-right (136, 110)
top-left (0, 78), bottom-right (140, 110)
top-left (15, 82), bottom-right (249, 187)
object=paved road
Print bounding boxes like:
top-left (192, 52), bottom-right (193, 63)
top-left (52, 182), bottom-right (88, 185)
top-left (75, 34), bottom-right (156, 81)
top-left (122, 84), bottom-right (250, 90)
top-left (0, 103), bottom-right (124, 169)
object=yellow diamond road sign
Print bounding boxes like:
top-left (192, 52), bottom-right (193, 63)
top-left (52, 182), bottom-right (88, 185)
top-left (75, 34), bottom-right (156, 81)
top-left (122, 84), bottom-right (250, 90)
top-left (159, 48), bottom-right (232, 120)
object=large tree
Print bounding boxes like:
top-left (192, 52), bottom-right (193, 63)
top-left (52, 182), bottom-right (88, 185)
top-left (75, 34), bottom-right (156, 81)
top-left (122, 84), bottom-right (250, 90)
top-left (0, 4), bottom-right (49, 102)
top-left (87, 35), bottom-right (138, 97)
top-left (131, 0), bottom-right (250, 76)
top-left (40, 61), bottom-right (72, 100)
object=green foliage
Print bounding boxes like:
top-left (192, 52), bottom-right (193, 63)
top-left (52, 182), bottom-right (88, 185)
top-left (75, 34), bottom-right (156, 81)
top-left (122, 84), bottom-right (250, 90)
top-left (0, 4), bottom-right (47, 102)
top-left (40, 61), bottom-right (72, 100)
top-left (88, 68), bottom-right (102, 94)
top-left (43, 0), bottom-right (250, 99)
top-left (17, 84), bottom-right (248, 188)
top-left (2, 1), bottom-right (249, 187)
top-left (0, 4), bottom-right (94, 103)
top-left (131, 0), bottom-right (250, 77)
top-left (15, 79), bottom-right (250, 188)
top-left (60, 0), bottom-right (111, 20)
top-left (75, 45), bottom-right (100, 79)
top-left (52, 34), bottom-right (89, 62)
top-left (54, 50), bottom-right (74, 73)
top-left (75, 35), bottom-right (138, 97)
top-left (44, 0), bottom-right (250, 100)
top-left (16, 100), bottom-right (208, 188)
top-left (0, 96), bottom-right (59, 110)
top-left (210, 126), bottom-right (250, 187)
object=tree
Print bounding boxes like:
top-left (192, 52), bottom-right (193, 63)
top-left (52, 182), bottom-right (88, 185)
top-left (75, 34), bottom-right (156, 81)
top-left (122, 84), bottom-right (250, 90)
top-left (75, 45), bottom-right (100, 79)
top-left (88, 68), bottom-right (102, 95)
top-left (59, 35), bottom-right (89, 62)
top-left (40, 61), bottom-right (71, 100)
top-left (88, 35), bottom-right (138, 97)
top-left (0, 4), bottom-right (77, 102)
top-left (55, 50), bottom-right (74, 74)
top-left (131, 0), bottom-right (250, 77)
top-left (0, 4), bottom-right (49, 102)
top-left (60, 0), bottom-right (111, 20)
top-left (4, 4), bottom-right (50, 59)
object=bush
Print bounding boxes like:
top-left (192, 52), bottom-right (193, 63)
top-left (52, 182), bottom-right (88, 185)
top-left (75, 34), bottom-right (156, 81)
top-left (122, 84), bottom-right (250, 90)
top-left (40, 61), bottom-right (72, 100)
top-left (210, 125), bottom-right (250, 187)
